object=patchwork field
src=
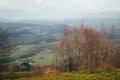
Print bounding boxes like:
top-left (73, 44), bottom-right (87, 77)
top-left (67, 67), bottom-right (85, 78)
top-left (10, 42), bottom-right (54, 66)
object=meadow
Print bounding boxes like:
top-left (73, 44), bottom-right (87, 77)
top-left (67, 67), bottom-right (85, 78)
top-left (1, 69), bottom-right (120, 80)
top-left (10, 42), bottom-right (54, 66)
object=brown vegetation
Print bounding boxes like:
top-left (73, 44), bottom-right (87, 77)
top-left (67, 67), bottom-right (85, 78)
top-left (43, 67), bottom-right (59, 75)
top-left (52, 24), bottom-right (120, 72)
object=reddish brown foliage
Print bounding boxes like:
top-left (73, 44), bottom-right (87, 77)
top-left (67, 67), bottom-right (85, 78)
top-left (52, 24), bottom-right (120, 72)
top-left (43, 67), bottom-right (59, 75)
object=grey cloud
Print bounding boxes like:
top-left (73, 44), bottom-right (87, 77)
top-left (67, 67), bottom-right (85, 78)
top-left (0, 0), bottom-right (120, 20)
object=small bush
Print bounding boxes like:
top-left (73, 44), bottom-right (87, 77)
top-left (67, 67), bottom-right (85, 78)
top-left (43, 67), bottom-right (59, 75)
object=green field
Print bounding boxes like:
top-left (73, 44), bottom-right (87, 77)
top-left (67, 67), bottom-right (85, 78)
top-left (10, 44), bottom-right (38, 60)
top-left (10, 42), bottom-right (54, 66)
top-left (1, 69), bottom-right (120, 80)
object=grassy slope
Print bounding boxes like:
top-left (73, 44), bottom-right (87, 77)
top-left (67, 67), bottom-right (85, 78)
top-left (10, 42), bottom-right (54, 66)
top-left (1, 69), bottom-right (120, 80)
top-left (10, 44), bottom-right (38, 60)
top-left (33, 50), bottom-right (54, 66)
top-left (19, 71), bottom-right (120, 80)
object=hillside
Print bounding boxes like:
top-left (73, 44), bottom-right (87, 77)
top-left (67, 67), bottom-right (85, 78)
top-left (10, 42), bottom-right (54, 66)
top-left (0, 18), bottom-right (120, 45)
top-left (0, 18), bottom-right (120, 67)
top-left (0, 22), bottom-right (66, 45)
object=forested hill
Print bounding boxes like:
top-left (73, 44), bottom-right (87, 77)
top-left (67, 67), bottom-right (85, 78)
top-left (0, 18), bottom-right (120, 45)
top-left (0, 22), bottom-right (67, 45)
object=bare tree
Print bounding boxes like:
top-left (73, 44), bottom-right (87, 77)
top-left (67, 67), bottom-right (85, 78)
top-left (52, 23), bottom-right (119, 72)
top-left (100, 24), bottom-right (116, 70)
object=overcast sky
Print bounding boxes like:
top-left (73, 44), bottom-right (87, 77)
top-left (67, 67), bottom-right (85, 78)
top-left (0, 0), bottom-right (120, 20)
